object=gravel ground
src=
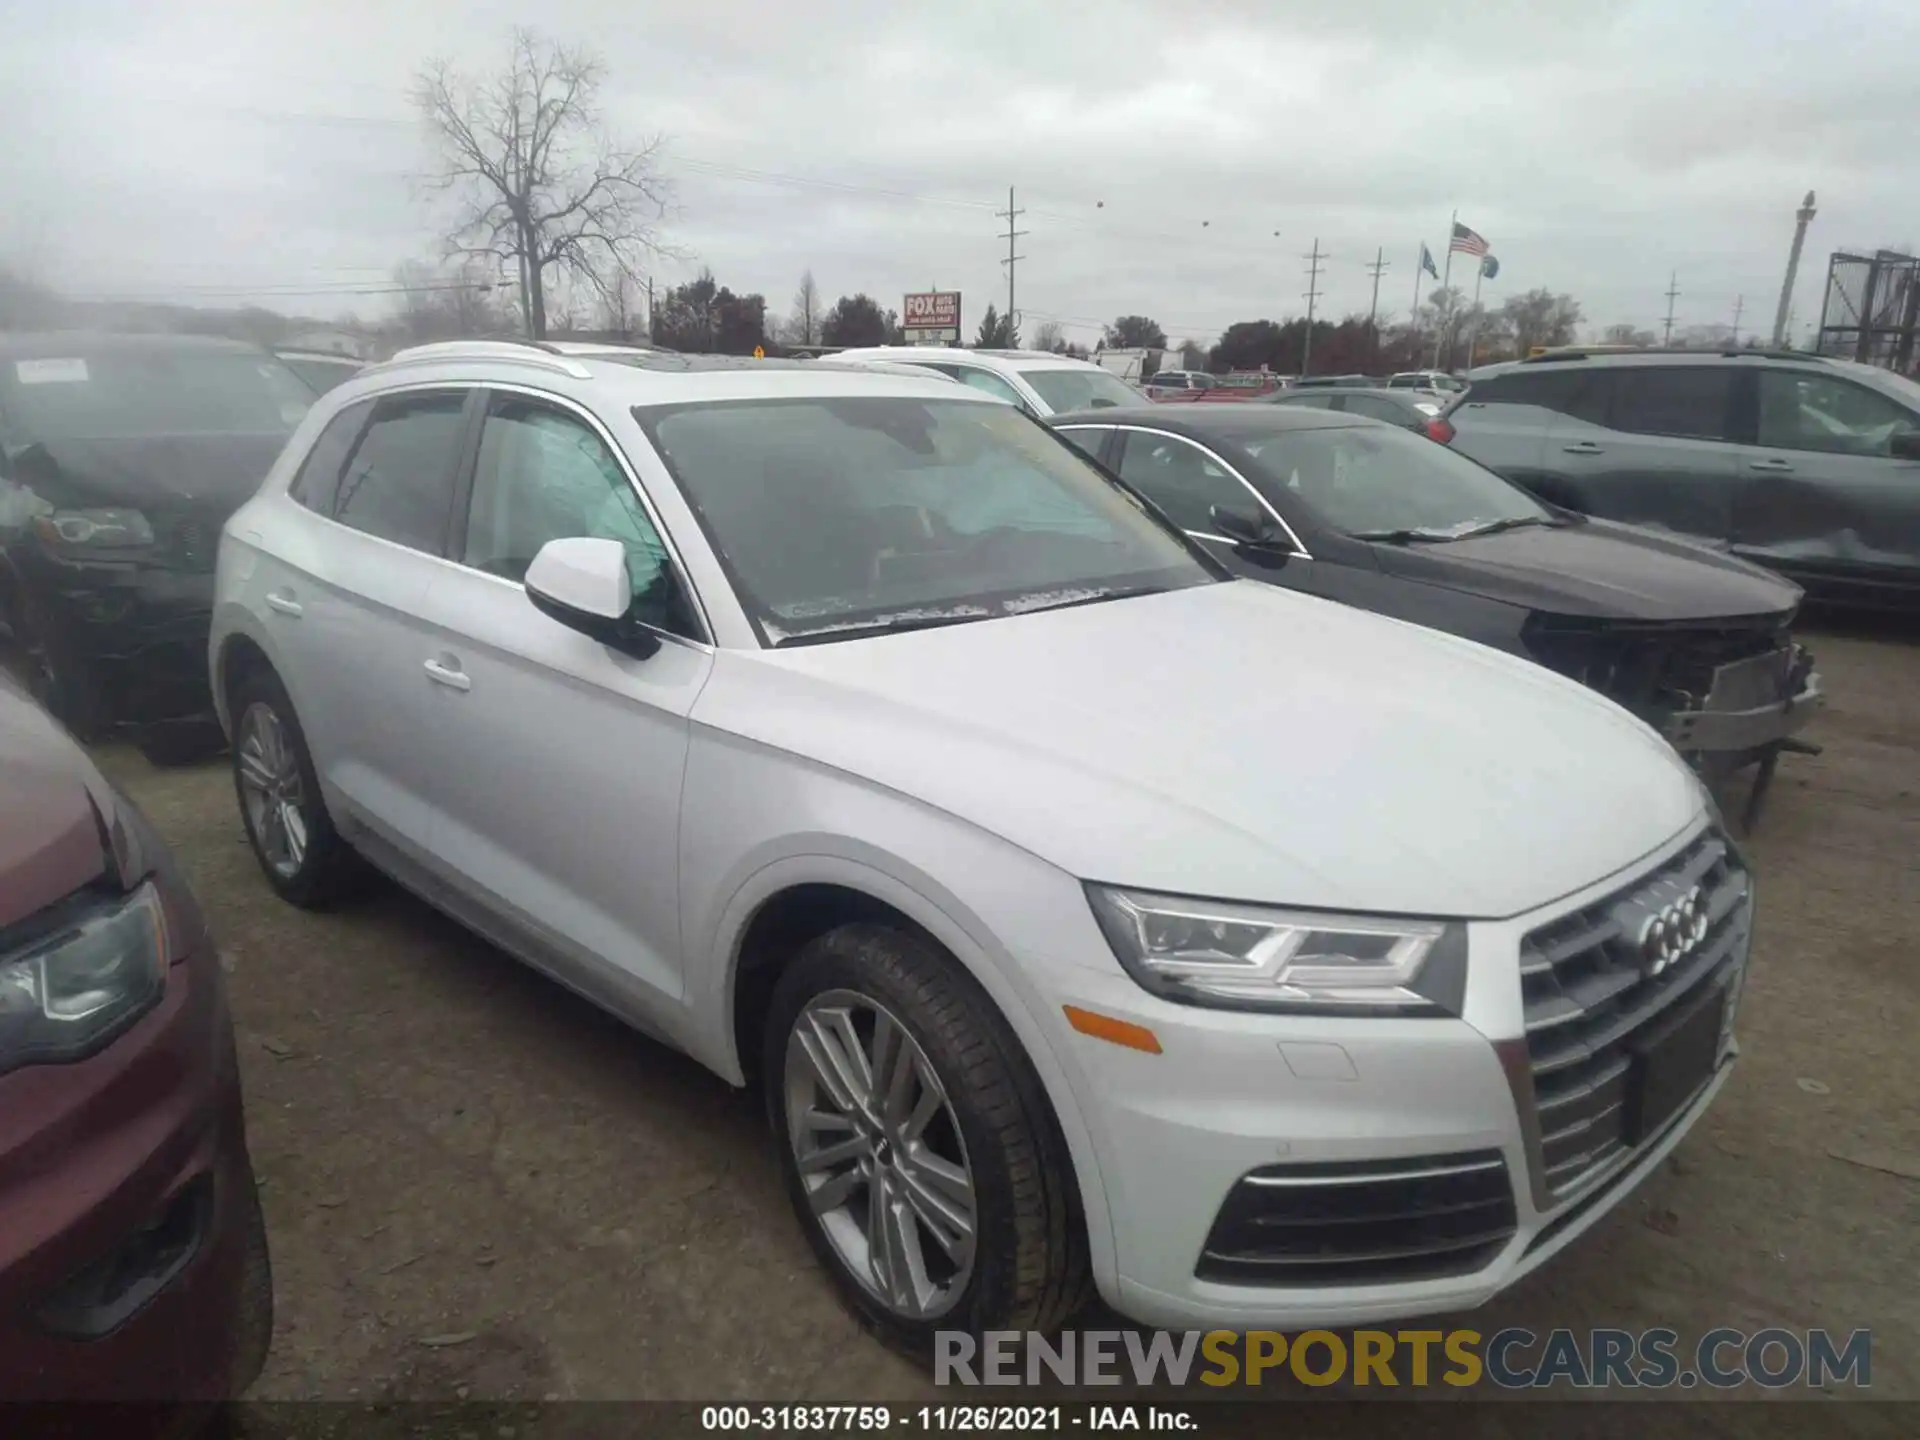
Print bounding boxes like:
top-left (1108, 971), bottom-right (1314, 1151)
top-left (80, 613), bottom-right (1917, 1430)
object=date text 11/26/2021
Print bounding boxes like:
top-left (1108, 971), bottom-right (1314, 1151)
top-left (701, 1406), bottom-right (1194, 1432)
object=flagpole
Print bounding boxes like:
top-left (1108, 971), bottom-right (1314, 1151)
top-left (1466, 260), bottom-right (1486, 370)
top-left (1432, 210), bottom-right (1457, 369)
top-left (1411, 247), bottom-right (1425, 332)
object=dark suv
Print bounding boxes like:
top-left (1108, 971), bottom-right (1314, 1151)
top-left (1441, 348), bottom-right (1920, 608)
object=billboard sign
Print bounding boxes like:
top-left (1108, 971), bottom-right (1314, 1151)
top-left (903, 290), bottom-right (962, 343)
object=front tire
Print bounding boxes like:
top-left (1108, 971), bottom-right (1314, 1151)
top-left (229, 668), bottom-right (360, 908)
top-left (764, 923), bottom-right (1091, 1353)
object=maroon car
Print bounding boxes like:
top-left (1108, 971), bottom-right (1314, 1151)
top-left (0, 667), bottom-right (271, 1403)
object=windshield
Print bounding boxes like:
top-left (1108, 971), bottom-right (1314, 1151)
top-left (1238, 422), bottom-right (1552, 537)
top-left (1021, 367), bottom-right (1143, 413)
top-left (2, 349), bottom-right (314, 441)
top-left (1831, 359), bottom-right (1920, 411)
top-left (640, 396), bottom-right (1213, 645)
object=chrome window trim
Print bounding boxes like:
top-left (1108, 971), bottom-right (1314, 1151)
top-left (1106, 424), bottom-right (1313, 559)
top-left (281, 376), bottom-right (717, 654)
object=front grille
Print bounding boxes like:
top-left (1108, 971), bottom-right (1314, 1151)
top-left (1523, 618), bottom-right (1790, 718)
top-left (1520, 831), bottom-right (1752, 1198)
top-left (1196, 1150), bottom-right (1517, 1286)
top-left (148, 510), bottom-right (220, 572)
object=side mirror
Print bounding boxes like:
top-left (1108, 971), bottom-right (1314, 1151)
top-left (1891, 430), bottom-right (1920, 462)
top-left (524, 536), bottom-right (660, 659)
top-left (1210, 503), bottom-right (1281, 549)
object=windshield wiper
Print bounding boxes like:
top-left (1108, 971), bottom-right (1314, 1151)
top-left (772, 612), bottom-right (989, 648)
top-left (1352, 516), bottom-right (1562, 544)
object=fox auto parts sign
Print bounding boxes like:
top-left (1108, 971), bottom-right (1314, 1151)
top-left (903, 290), bottom-right (961, 342)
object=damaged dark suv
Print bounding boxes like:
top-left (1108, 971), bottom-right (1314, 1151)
top-left (0, 333), bottom-right (314, 759)
top-left (1051, 404), bottom-right (1823, 823)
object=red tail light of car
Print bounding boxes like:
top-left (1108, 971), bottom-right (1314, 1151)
top-left (1425, 416), bottom-right (1456, 443)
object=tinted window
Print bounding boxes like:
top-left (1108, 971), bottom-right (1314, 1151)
top-left (1021, 368), bottom-right (1143, 413)
top-left (640, 397), bottom-right (1210, 645)
top-left (1274, 392), bottom-right (1337, 409)
top-left (1757, 371), bottom-right (1919, 456)
top-left (1056, 426), bottom-right (1110, 459)
top-left (0, 348), bottom-right (312, 441)
top-left (463, 396), bottom-right (693, 636)
top-left (1610, 367), bottom-right (1735, 441)
top-left (954, 368), bottom-right (1026, 406)
top-left (1117, 432), bottom-right (1263, 535)
top-left (333, 391), bottom-right (468, 552)
top-left (289, 400), bottom-right (372, 514)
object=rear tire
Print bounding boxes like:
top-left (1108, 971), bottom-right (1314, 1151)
top-left (764, 923), bottom-right (1091, 1356)
top-left (229, 667), bottom-right (361, 908)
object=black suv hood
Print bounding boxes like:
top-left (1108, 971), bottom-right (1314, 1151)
top-left (1373, 517), bottom-right (1801, 622)
top-left (9, 432), bottom-right (289, 516)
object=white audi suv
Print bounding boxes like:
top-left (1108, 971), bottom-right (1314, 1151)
top-left (209, 339), bottom-right (1751, 1347)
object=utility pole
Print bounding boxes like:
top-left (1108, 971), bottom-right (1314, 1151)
top-left (996, 187), bottom-right (1027, 345)
top-left (1772, 191), bottom-right (1818, 346)
top-left (1301, 237), bottom-right (1325, 377)
top-left (1662, 271), bottom-right (1681, 346)
top-left (645, 276), bottom-right (655, 345)
top-left (1364, 247), bottom-right (1390, 368)
top-left (1731, 294), bottom-right (1745, 346)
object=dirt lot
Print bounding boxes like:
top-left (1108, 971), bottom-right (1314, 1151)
top-left (83, 615), bottom-right (1917, 1421)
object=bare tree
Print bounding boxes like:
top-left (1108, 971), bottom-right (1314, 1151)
top-left (1032, 319), bottom-right (1065, 353)
top-left (413, 29), bottom-right (673, 340)
top-left (790, 269), bottom-right (822, 347)
top-left (392, 258), bottom-right (512, 343)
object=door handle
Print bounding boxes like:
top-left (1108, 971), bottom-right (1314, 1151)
top-left (1561, 441), bottom-right (1605, 455)
top-left (422, 658), bottom-right (471, 692)
top-left (264, 590), bottom-right (303, 617)
top-left (1748, 457), bottom-right (1795, 473)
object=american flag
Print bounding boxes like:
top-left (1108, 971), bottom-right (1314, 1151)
top-left (1450, 222), bottom-right (1490, 258)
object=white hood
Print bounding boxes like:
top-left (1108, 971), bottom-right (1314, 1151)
top-left (697, 580), bottom-right (1703, 918)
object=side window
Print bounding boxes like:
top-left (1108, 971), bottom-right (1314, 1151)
top-left (1610, 367), bottom-right (1736, 442)
top-left (1757, 371), bottom-right (1918, 457)
top-left (1281, 392), bottom-right (1338, 409)
top-left (288, 400), bottom-right (372, 514)
top-left (333, 391), bottom-right (468, 552)
top-left (1346, 395), bottom-right (1407, 424)
top-left (463, 396), bottom-right (695, 638)
top-left (1117, 433), bottom-right (1260, 535)
top-left (954, 368), bottom-right (1026, 406)
top-left (1056, 426), bottom-right (1110, 460)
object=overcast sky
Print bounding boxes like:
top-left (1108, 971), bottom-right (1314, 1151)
top-left (1, 0), bottom-right (1914, 348)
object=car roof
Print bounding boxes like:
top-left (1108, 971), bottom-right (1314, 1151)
top-left (1048, 403), bottom-right (1364, 435)
top-left (0, 330), bottom-right (267, 358)
top-left (338, 341), bottom-right (986, 408)
top-left (831, 345), bottom-right (1108, 374)
top-left (274, 349), bottom-right (364, 364)
top-left (1275, 386), bottom-right (1426, 402)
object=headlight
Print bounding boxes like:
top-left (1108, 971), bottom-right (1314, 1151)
top-left (32, 507), bottom-right (154, 549)
top-left (0, 882), bottom-right (168, 1073)
top-left (1085, 884), bottom-right (1466, 1014)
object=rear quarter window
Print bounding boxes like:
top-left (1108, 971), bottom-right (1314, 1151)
top-left (288, 400), bottom-right (373, 514)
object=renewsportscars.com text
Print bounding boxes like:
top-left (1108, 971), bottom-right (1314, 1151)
top-left (936, 1327), bottom-right (1872, 1390)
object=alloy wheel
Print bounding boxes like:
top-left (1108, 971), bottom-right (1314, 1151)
top-left (783, 990), bottom-right (978, 1320)
top-left (237, 701), bottom-right (309, 879)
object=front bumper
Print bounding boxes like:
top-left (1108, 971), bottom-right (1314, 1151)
top-left (14, 548), bottom-right (219, 727)
top-left (0, 934), bottom-right (261, 1402)
top-left (1041, 824), bottom-right (1746, 1331)
top-left (1664, 652), bottom-right (1823, 755)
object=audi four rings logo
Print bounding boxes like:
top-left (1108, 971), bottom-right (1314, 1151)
top-left (1638, 884), bottom-right (1710, 975)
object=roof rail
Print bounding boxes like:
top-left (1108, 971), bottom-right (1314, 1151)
top-left (376, 339), bottom-right (593, 379)
top-left (1521, 345), bottom-right (1820, 365)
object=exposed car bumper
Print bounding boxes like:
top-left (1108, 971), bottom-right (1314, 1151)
top-left (0, 934), bottom-right (264, 1402)
top-left (1664, 649), bottom-right (1823, 755)
top-left (15, 550), bottom-right (219, 728)
top-left (1040, 825), bottom-right (1748, 1331)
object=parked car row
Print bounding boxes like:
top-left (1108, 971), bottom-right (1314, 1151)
top-left (192, 339), bottom-right (1755, 1352)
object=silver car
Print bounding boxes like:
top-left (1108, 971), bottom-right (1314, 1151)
top-left (208, 339), bottom-right (1738, 1348)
